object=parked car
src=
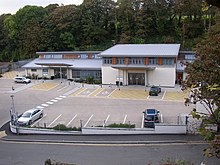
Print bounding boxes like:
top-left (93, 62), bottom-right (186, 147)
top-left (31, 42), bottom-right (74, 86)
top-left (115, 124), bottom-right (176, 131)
top-left (149, 86), bottom-right (161, 96)
top-left (143, 109), bottom-right (160, 128)
top-left (14, 76), bottom-right (31, 83)
top-left (17, 108), bottom-right (43, 126)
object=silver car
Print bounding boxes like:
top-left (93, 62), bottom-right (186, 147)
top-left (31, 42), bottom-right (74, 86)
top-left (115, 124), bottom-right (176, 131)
top-left (17, 108), bottom-right (43, 126)
top-left (14, 76), bottom-right (31, 83)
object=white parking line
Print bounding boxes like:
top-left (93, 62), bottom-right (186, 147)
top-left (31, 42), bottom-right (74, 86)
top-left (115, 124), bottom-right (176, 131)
top-left (66, 114), bottom-right (77, 127)
top-left (48, 114), bottom-right (62, 127)
top-left (83, 114), bottom-right (93, 127)
top-left (123, 114), bottom-right (127, 124)
top-left (103, 114), bottom-right (110, 127)
top-left (59, 95), bottom-right (66, 98)
top-left (141, 114), bottom-right (145, 128)
top-left (46, 101), bottom-right (54, 105)
top-left (41, 104), bottom-right (48, 107)
top-left (161, 91), bottom-right (166, 100)
top-left (31, 114), bottom-right (47, 127)
top-left (51, 99), bottom-right (58, 102)
top-left (160, 113), bottom-right (163, 123)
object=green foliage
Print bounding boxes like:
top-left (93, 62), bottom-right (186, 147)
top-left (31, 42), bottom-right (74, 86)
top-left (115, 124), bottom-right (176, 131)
top-left (0, 1), bottom-right (219, 61)
top-left (53, 124), bottom-right (81, 131)
top-left (106, 123), bottom-right (135, 128)
top-left (183, 14), bottom-right (220, 158)
top-left (160, 158), bottom-right (193, 165)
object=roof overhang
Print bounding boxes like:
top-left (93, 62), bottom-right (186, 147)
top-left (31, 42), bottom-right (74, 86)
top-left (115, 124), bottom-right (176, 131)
top-left (111, 65), bottom-right (156, 70)
top-left (35, 62), bottom-right (72, 67)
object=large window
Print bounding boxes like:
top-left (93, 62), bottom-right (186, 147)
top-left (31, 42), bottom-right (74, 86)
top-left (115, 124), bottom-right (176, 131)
top-left (44, 54), bottom-right (63, 59)
top-left (116, 58), bottom-right (125, 64)
top-left (103, 58), bottom-right (112, 64)
top-left (163, 58), bottom-right (174, 65)
top-left (185, 54), bottom-right (195, 60)
top-left (80, 54), bottom-right (88, 59)
top-left (72, 70), bottom-right (101, 80)
top-left (130, 58), bottom-right (144, 65)
top-left (149, 57), bottom-right (158, 65)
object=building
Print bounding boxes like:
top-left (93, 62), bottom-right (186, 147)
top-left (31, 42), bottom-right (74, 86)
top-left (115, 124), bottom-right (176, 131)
top-left (22, 51), bottom-right (102, 81)
top-left (22, 44), bottom-right (195, 87)
top-left (99, 44), bottom-right (180, 87)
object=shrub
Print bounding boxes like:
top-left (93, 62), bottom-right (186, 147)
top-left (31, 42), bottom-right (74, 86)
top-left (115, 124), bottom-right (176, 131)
top-left (106, 123), bottom-right (135, 128)
top-left (53, 124), bottom-right (81, 131)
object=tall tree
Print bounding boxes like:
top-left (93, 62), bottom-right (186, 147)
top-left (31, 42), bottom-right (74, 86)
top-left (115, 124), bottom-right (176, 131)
top-left (183, 12), bottom-right (220, 158)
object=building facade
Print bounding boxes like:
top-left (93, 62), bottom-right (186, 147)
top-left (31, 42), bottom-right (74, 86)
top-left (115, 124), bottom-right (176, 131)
top-left (99, 44), bottom-right (181, 87)
top-left (22, 51), bottom-right (102, 81)
top-left (22, 44), bottom-right (195, 87)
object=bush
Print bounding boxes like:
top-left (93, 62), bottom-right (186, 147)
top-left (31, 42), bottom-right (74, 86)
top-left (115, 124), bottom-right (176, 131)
top-left (53, 124), bottom-right (81, 131)
top-left (106, 123), bottom-right (135, 128)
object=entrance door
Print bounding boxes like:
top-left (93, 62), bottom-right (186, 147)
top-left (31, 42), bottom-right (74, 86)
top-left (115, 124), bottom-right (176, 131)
top-left (54, 68), bottom-right (67, 79)
top-left (128, 73), bottom-right (145, 85)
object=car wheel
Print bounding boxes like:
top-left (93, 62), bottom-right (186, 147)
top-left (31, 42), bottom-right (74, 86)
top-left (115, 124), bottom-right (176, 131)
top-left (39, 113), bottom-right (43, 118)
top-left (28, 120), bottom-right (32, 125)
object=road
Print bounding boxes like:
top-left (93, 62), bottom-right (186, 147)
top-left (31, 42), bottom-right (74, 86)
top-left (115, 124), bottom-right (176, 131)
top-left (0, 140), bottom-right (218, 165)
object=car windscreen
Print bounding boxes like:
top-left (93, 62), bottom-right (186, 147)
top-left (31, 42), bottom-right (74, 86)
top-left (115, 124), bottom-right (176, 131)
top-left (146, 109), bottom-right (156, 114)
top-left (21, 112), bottom-right (31, 118)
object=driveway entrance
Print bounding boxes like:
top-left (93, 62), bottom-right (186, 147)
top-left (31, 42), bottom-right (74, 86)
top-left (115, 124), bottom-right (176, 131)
top-left (128, 73), bottom-right (145, 85)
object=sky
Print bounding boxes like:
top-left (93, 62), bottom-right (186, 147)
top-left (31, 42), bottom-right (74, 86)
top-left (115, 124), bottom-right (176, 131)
top-left (0, 0), bottom-right (83, 15)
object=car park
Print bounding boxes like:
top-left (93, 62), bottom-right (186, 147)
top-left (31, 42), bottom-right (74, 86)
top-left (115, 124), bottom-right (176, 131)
top-left (14, 76), bottom-right (31, 83)
top-left (143, 109), bottom-right (160, 128)
top-left (17, 108), bottom-right (43, 126)
top-left (149, 86), bottom-right (161, 96)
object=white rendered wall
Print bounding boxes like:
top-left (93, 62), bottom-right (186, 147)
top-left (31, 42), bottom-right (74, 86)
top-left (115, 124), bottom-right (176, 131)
top-left (148, 67), bottom-right (176, 87)
top-left (102, 66), bottom-right (118, 84)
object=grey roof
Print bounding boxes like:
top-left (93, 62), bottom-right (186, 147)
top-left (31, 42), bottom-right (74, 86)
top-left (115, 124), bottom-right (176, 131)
top-left (22, 58), bottom-right (102, 70)
top-left (99, 44), bottom-right (180, 57)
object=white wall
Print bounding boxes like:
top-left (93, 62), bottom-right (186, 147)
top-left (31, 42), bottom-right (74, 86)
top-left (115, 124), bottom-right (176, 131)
top-left (102, 66), bottom-right (118, 84)
top-left (148, 67), bottom-right (176, 87)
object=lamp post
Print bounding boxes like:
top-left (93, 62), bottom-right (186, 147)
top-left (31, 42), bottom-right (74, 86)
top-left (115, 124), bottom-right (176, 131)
top-left (10, 95), bottom-right (15, 114)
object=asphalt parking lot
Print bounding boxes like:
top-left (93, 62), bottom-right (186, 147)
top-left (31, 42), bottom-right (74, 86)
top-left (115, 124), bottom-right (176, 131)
top-left (0, 72), bottom-right (193, 129)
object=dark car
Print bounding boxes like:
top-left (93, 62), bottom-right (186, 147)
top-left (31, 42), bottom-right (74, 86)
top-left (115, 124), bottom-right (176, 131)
top-left (143, 109), bottom-right (160, 128)
top-left (149, 86), bottom-right (161, 96)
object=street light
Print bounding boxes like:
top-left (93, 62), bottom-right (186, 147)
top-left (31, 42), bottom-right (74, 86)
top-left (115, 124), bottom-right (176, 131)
top-left (10, 95), bottom-right (15, 114)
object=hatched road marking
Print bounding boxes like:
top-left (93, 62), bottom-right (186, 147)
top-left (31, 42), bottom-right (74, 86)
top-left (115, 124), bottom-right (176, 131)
top-left (31, 82), bottom-right (59, 91)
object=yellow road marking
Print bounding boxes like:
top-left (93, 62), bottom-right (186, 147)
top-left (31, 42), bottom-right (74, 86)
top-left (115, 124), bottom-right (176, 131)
top-left (70, 88), bottom-right (87, 97)
top-left (31, 82), bottom-right (58, 91)
top-left (109, 89), bottom-right (148, 100)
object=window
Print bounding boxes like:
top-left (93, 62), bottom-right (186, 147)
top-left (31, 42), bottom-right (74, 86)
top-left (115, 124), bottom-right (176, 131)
top-left (72, 70), bottom-right (101, 80)
top-left (185, 54), bottom-right (195, 60)
top-left (130, 58), bottom-right (144, 65)
top-left (53, 54), bottom-right (63, 59)
top-left (80, 54), bottom-right (88, 59)
top-left (149, 57), bottom-right (158, 65)
top-left (44, 54), bottom-right (63, 59)
top-left (103, 58), bottom-right (112, 64)
top-left (44, 55), bottom-right (52, 59)
top-left (31, 69), bottom-right (37, 72)
top-left (42, 69), bottom-right (48, 75)
top-left (72, 70), bottom-right (80, 78)
top-left (163, 58), bottom-right (174, 65)
top-left (116, 58), bottom-right (125, 64)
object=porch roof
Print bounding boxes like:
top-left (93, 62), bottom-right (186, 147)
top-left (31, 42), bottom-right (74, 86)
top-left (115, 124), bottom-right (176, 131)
top-left (111, 65), bottom-right (156, 70)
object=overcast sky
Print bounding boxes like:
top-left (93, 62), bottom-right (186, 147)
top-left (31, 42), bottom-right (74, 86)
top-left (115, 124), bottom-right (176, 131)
top-left (0, 0), bottom-right (83, 15)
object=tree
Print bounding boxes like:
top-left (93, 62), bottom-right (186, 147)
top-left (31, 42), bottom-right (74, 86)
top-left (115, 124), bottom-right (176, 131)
top-left (183, 11), bottom-right (220, 158)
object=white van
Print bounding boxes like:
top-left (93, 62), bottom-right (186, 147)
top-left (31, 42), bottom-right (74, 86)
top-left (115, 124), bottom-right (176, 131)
top-left (14, 76), bottom-right (31, 83)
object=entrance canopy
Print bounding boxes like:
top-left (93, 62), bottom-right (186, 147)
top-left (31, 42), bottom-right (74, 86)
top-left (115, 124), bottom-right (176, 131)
top-left (111, 65), bottom-right (156, 70)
